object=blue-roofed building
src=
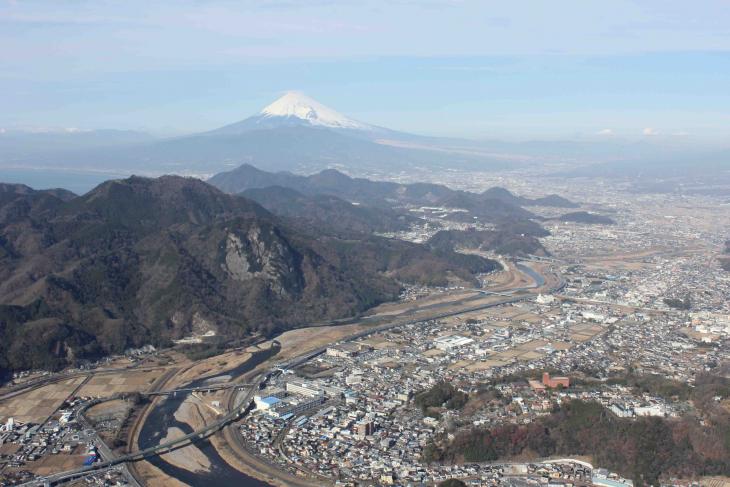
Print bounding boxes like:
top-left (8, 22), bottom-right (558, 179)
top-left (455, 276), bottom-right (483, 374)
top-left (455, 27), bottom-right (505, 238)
top-left (254, 395), bottom-right (281, 411)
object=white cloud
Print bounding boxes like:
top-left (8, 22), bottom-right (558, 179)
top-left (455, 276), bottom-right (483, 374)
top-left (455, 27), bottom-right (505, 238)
top-left (642, 127), bottom-right (660, 136)
top-left (596, 128), bottom-right (614, 136)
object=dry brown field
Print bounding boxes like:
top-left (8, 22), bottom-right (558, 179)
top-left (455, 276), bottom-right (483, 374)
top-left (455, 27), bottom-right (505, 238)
top-left (0, 376), bottom-right (85, 423)
top-left (77, 369), bottom-right (162, 397)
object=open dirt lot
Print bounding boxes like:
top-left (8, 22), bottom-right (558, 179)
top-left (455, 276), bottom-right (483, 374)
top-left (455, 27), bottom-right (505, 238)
top-left (449, 357), bottom-right (511, 371)
top-left (569, 323), bottom-right (605, 342)
top-left (485, 338), bottom-right (572, 364)
top-left (85, 398), bottom-right (132, 423)
top-left (360, 337), bottom-right (396, 349)
top-left (272, 323), bottom-right (371, 361)
top-left (467, 359), bottom-right (509, 370)
top-left (368, 290), bottom-right (482, 316)
top-left (173, 350), bottom-right (253, 387)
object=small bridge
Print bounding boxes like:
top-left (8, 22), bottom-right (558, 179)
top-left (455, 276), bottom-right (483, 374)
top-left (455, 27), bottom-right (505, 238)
top-left (142, 382), bottom-right (253, 397)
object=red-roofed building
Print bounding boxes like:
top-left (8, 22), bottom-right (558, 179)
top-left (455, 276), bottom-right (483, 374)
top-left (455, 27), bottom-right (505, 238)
top-left (530, 372), bottom-right (570, 392)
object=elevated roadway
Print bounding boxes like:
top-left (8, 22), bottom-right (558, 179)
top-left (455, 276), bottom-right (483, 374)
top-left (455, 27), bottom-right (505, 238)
top-left (23, 264), bottom-right (563, 486)
top-left (142, 382), bottom-right (253, 397)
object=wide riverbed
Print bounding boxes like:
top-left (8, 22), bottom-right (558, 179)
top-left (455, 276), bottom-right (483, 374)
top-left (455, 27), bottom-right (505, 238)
top-left (138, 346), bottom-right (279, 487)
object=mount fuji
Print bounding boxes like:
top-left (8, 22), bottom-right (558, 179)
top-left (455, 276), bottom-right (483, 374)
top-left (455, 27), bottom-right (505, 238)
top-left (211, 92), bottom-right (375, 133)
top-left (205, 91), bottom-right (406, 143)
top-left (1, 92), bottom-right (509, 178)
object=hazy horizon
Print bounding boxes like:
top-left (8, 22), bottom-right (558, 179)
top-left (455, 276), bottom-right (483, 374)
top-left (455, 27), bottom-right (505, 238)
top-left (1, 1), bottom-right (729, 144)
top-left (3, 4), bottom-right (730, 487)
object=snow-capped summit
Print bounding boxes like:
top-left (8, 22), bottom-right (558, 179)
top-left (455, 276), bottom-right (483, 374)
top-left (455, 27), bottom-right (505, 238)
top-left (260, 92), bottom-right (368, 130)
top-left (207, 91), bottom-right (379, 136)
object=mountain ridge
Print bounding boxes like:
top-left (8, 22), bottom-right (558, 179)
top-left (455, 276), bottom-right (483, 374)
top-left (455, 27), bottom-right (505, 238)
top-left (0, 94), bottom-right (510, 177)
top-left (0, 175), bottom-right (498, 376)
top-left (208, 163), bottom-right (571, 225)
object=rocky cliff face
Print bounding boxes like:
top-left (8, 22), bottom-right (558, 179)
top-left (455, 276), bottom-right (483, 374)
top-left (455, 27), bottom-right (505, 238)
top-left (0, 176), bottom-right (498, 375)
top-left (222, 224), bottom-right (303, 296)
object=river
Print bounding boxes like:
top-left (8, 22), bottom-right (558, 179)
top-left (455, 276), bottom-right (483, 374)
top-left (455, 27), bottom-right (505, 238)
top-left (136, 264), bottom-right (546, 486)
top-left (138, 345), bottom-right (279, 487)
top-left (516, 262), bottom-right (546, 288)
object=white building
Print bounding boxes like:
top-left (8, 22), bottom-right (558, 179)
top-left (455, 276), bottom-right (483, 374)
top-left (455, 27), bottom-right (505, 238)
top-left (1, 417), bottom-right (14, 432)
top-left (581, 311), bottom-right (606, 323)
top-left (634, 404), bottom-right (666, 417)
top-left (433, 335), bottom-right (474, 350)
top-left (536, 294), bottom-right (556, 305)
top-left (286, 380), bottom-right (323, 398)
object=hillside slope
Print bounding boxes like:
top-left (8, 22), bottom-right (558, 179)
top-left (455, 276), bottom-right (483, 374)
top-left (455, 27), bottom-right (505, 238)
top-left (0, 177), bottom-right (498, 374)
top-left (209, 164), bottom-right (536, 224)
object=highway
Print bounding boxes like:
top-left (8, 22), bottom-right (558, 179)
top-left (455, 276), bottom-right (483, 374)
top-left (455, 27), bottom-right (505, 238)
top-left (20, 383), bottom-right (259, 486)
top-left (142, 382), bottom-right (253, 397)
top-left (77, 409), bottom-right (142, 487)
top-left (216, 263), bottom-right (565, 485)
top-left (21, 263), bottom-right (563, 486)
top-left (0, 364), bottom-right (173, 403)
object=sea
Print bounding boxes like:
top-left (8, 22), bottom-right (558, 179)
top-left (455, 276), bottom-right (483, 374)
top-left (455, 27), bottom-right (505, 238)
top-left (0, 168), bottom-right (127, 195)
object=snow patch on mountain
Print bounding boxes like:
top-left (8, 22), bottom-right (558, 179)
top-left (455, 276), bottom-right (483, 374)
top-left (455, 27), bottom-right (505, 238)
top-left (260, 92), bottom-right (369, 130)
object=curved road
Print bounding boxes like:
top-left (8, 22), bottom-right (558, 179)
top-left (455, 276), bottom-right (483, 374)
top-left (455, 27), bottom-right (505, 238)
top-left (23, 263), bottom-right (562, 486)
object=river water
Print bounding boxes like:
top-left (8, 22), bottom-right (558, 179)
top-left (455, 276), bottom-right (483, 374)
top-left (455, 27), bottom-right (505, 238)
top-left (138, 346), bottom-right (279, 487)
top-left (516, 262), bottom-right (546, 288)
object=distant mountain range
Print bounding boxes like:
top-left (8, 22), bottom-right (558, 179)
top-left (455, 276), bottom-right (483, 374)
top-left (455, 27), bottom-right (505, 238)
top-left (0, 162), bottom-right (609, 376)
top-left (208, 163), bottom-right (582, 256)
top-left (208, 163), bottom-right (577, 225)
top-left (564, 148), bottom-right (730, 194)
top-left (207, 163), bottom-right (631, 255)
top-left (3, 92), bottom-right (727, 186)
top-left (427, 227), bottom-right (549, 257)
top-left (240, 186), bottom-right (419, 237)
top-left (0, 93), bottom-right (509, 177)
top-left (0, 176), bottom-right (498, 376)
top-left (480, 186), bottom-right (578, 209)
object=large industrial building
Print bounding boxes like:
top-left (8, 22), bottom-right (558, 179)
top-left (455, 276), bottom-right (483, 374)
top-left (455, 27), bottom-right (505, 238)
top-left (433, 335), bottom-right (474, 350)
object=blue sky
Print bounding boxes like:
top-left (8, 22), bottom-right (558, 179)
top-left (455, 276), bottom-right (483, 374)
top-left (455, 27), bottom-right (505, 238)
top-left (1, 0), bottom-right (729, 142)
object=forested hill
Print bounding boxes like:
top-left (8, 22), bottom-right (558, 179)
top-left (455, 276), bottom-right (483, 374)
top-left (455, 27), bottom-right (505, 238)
top-left (209, 164), bottom-right (569, 225)
top-left (240, 185), bottom-right (419, 237)
top-left (426, 375), bottom-right (730, 486)
top-left (0, 176), bottom-right (498, 377)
